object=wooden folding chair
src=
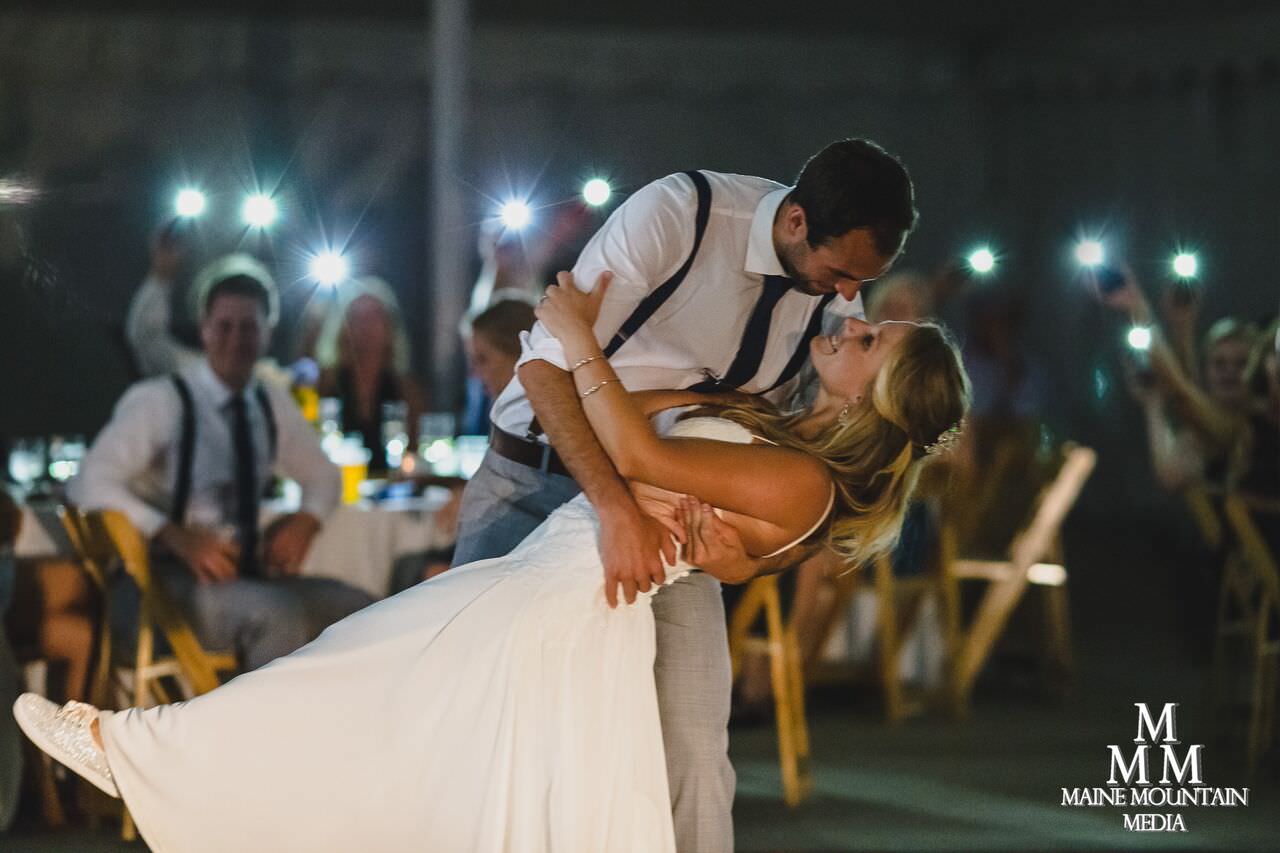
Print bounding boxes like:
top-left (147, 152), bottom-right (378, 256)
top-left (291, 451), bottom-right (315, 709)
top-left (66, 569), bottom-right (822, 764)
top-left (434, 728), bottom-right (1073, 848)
top-left (945, 444), bottom-right (1096, 716)
top-left (59, 507), bottom-right (236, 839)
top-left (728, 574), bottom-right (811, 807)
top-left (1182, 484), bottom-right (1225, 552)
top-left (865, 541), bottom-right (961, 725)
top-left (55, 507), bottom-right (115, 710)
top-left (797, 462), bottom-right (963, 724)
top-left (1213, 496), bottom-right (1280, 773)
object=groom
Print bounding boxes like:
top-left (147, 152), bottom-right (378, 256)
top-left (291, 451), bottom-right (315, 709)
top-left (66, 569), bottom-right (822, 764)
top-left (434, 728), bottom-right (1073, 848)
top-left (454, 138), bottom-right (917, 851)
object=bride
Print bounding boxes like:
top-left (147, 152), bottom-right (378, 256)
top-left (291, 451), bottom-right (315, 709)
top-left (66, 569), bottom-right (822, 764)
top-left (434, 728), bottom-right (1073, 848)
top-left (15, 271), bottom-right (968, 852)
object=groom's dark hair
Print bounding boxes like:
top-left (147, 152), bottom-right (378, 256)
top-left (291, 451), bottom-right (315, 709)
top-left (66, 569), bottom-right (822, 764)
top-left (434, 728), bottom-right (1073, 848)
top-left (791, 139), bottom-right (918, 257)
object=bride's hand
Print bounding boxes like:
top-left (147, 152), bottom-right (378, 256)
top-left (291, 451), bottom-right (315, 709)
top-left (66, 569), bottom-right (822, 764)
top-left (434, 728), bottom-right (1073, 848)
top-left (679, 496), bottom-right (759, 585)
top-left (535, 270), bottom-right (612, 345)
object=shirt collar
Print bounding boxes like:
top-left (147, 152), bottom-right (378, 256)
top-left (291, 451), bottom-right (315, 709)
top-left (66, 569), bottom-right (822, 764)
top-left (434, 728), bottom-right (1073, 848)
top-left (744, 187), bottom-right (791, 277)
top-left (194, 359), bottom-right (255, 408)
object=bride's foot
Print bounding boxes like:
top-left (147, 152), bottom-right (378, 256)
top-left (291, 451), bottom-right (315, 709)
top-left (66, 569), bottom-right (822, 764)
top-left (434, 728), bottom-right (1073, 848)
top-left (12, 694), bottom-right (119, 798)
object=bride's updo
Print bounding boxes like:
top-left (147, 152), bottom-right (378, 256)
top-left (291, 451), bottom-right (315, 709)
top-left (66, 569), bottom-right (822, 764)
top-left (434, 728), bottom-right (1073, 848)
top-left (718, 322), bottom-right (970, 566)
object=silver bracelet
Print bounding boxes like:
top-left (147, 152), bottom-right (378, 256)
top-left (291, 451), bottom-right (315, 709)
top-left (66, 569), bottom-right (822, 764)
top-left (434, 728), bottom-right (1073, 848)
top-left (580, 379), bottom-right (620, 399)
top-left (570, 355), bottom-right (604, 372)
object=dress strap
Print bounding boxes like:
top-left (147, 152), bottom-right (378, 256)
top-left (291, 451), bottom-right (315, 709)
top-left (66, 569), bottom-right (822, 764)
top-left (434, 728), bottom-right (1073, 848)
top-left (759, 483), bottom-right (836, 559)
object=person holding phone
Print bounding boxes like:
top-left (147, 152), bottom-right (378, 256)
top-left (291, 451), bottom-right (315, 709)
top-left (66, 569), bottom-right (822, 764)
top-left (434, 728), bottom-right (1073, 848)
top-left (125, 220), bottom-right (204, 377)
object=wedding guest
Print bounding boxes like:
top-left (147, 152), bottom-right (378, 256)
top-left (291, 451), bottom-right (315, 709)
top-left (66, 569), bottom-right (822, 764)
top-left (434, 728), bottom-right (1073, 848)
top-left (73, 265), bottom-right (372, 672)
top-left (459, 294), bottom-right (537, 435)
top-left (316, 277), bottom-right (427, 473)
top-left (1117, 275), bottom-right (1258, 494)
top-left (865, 270), bottom-right (933, 323)
top-left (6, 558), bottom-right (94, 703)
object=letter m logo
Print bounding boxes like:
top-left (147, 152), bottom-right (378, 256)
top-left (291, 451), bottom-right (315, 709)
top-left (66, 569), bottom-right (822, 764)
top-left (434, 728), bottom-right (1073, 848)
top-left (1135, 702), bottom-right (1179, 744)
top-left (1160, 744), bottom-right (1204, 785)
top-left (1108, 745), bottom-right (1149, 785)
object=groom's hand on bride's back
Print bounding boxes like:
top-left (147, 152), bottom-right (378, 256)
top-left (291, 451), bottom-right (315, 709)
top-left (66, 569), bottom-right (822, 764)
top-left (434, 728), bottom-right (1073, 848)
top-left (597, 502), bottom-right (680, 608)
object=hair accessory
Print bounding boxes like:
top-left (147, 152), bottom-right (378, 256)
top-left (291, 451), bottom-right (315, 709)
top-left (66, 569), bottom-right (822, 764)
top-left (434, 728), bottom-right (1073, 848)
top-left (570, 355), bottom-right (604, 372)
top-left (923, 419), bottom-right (965, 457)
top-left (580, 379), bottom-right (620, 399)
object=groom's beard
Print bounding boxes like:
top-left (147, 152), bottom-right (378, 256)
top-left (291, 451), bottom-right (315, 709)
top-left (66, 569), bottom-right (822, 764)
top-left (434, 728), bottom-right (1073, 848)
top-left (778, 247), bottom-right (827, 296)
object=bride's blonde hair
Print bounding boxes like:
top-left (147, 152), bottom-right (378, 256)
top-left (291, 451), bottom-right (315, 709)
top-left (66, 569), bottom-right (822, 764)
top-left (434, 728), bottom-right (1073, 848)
top-left (712, 322), bottom-right (969, 566)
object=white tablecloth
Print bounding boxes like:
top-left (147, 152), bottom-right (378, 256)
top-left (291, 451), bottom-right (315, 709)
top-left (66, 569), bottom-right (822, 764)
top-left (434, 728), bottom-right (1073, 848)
top-left (294, 497), bottom-right (454, 598)
top-left (15, 494), bottom-right (455, 600)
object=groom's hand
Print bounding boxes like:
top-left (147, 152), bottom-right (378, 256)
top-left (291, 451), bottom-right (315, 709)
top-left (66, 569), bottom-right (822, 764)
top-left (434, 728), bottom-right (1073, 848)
top-left (597, 502), bottom-right (679, 608)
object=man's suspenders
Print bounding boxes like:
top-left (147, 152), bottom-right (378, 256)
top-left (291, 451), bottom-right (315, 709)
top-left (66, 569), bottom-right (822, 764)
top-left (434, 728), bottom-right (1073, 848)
top-left (525, 170), bottom-right (713, 439)
top-left (169, 375), bottom-right (277, 525)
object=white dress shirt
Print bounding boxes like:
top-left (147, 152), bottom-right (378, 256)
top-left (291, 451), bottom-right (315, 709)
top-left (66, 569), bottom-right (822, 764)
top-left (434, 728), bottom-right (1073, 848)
top-left (70, 360), bottom-right (340, 538)
top-left (492, 170), bottom-right (865, 439)
top-left (125, 275), bottom-right (202, 377)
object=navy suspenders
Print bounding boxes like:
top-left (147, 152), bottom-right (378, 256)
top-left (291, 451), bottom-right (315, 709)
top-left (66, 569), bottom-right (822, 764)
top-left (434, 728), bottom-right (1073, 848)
top-left (524, 169), bottom-right (831, 437)
top-left (525, 170), bottom-right (713, 439)
top-left (764, 293), bottom-right (837, 393)
top-left (169, 375), bottom-right (277, 525)
top-left (170, 376), bottom-right (197, 525)
top-left (602, 170), bottom-right (713, 358)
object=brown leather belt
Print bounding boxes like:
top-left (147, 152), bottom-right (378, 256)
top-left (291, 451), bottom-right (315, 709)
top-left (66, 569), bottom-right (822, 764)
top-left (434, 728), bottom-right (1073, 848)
top-left (488, 425), bottom-right (572, 479)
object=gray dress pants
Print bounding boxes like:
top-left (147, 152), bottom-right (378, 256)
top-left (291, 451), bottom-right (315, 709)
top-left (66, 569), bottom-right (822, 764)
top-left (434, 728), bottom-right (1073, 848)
top-left (453, 450), bottom-right (735, 853)
top-left (112, 561), bottom-right (375, 673)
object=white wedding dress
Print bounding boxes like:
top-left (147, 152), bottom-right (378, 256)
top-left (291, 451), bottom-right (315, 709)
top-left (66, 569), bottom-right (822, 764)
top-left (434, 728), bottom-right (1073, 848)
top-left (99, 417), bottom-right (826, 853)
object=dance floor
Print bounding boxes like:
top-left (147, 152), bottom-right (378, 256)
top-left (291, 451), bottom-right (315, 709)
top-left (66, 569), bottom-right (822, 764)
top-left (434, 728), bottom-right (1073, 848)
top-left (8, 512), bottom-right (1280, 852)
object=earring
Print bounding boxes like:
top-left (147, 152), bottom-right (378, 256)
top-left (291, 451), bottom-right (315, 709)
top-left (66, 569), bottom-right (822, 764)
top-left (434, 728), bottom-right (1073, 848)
top-left (838, 396), bottom-right (859, 424)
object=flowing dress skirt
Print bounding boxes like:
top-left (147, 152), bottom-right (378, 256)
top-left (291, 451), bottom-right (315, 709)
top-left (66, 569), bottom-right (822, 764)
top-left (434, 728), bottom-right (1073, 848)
top-left (101, 496), bottom-right (679, 853)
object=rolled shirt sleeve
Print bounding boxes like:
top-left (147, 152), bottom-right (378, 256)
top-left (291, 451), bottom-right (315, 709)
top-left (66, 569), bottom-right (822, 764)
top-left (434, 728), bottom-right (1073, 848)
top-left (514, 173), bottom-right (697, 372)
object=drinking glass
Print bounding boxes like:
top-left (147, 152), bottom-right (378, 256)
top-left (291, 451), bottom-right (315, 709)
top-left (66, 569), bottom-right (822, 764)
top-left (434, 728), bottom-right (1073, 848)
top-left (7, 438), bottom-right (46, 490)
top-left (418, 413), bottom-right (457, 475)
top-left (382, 401), bottom-right (409, 470)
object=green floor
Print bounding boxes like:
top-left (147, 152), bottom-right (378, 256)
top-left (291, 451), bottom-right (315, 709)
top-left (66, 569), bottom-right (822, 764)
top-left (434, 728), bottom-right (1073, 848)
top-left (8, 513), bottom-right (1280, 851)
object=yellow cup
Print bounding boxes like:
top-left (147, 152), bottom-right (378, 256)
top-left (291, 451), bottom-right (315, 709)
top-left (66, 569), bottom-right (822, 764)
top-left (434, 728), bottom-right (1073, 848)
top-left (293, 386), bottom-right (320, 425)
top-left (340, 461), bottom-right (367, 505)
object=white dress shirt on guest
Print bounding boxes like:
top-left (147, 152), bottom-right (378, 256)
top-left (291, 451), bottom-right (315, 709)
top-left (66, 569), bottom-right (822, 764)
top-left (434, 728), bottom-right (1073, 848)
top-left (125, 275), bottom-right (203, 378)
top-left (71, 359), bottom-right (340, 538)
top-left (491, 170), bottom-right (865, 440)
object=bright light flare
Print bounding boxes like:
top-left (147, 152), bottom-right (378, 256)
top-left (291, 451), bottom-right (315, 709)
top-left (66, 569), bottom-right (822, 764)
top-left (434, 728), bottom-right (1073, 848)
top-left (1127, 325), bottom-right (1153, 352)
top-left (241, 193), bottom-right (279, 228)
top-left (1172, 252), bottom-right (1198, 279)
top-left (308, 250), bottom-right (350, 287)
top-left (174, 188), bottom-right (206, 218)
top-left (498, 200), bottom-right (532, 231)
top-left (0, 179), bottom-right (39, 206)
top-left (1075, 239), bottom-right (1105, 267)
top-left (582, 178), bottom-right (612, 207)
top-left (967, 247), bottom-right (996, 274)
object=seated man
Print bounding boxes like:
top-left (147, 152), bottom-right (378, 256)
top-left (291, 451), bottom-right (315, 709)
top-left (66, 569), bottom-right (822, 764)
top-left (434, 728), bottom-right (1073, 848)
top-left (73, 260), bottom-right (373, 672)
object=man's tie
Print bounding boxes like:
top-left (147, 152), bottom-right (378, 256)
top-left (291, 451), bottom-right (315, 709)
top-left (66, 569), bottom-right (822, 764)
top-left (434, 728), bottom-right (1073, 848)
top-left (696, 275), bottom-right (791, 391)
top-left (229, 394), bottom-right (260, 578)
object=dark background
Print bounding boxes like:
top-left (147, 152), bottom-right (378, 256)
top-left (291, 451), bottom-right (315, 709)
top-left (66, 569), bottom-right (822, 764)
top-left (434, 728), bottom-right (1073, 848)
top-left (1, 0), bottom-right (1278, 516)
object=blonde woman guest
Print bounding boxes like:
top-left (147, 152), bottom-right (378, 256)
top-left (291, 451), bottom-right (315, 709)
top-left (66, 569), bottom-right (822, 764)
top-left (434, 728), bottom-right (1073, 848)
top-left (316, 276), bottom-right (427, 472)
